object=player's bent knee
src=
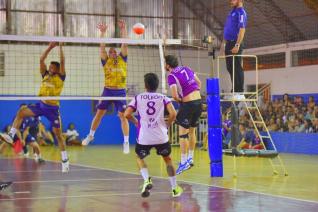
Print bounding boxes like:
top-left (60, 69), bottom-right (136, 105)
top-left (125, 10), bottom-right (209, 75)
top-left (17, 108), bottom-right (27, 118)
top-left (118, 112), bottom-right (127, 121)
top-left (162, 156), bottom-right (172, 163)
top-left (179, 133), bottom-right (189, 139)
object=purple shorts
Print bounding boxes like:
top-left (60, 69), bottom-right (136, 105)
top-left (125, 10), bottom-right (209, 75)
top-left (97, 88), bottom-right (127, 112)
top-left (28, 102), bottom-right (61, 128)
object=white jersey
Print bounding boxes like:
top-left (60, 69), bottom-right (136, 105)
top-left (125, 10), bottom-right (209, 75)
top-left (128, 92), bottom-right (171, 145)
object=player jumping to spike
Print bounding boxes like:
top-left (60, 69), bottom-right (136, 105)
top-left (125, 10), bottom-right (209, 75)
top-left (165, 55), bottom-right (202, 175)
top-left (125, 73), bottom-right (183, 198)
top-left (82, 20), bottom-right (130, 154)
top-left (0, 42), bottom-right (69, 173)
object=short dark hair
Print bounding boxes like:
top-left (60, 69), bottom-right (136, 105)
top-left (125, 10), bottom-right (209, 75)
top-left (165, 55), bottom-right (178, 68)
top-left (50, 61), bottom-right (60, 69)
top-left (144, 73), bottom-right (159, 92)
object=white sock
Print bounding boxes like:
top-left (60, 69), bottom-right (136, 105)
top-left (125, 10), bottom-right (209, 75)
top-left (124, 136), bottom-right (129, 143)
top-left (140, 168), bottom-right (149, 181)
top-left (181, 154), bottom-right (187, 164)
top-left (169, 176), bottom-right (177, 189)
top-left (9, 128), bottom-right (17, 137)
top-left (34, 153), bottom-right (41, 160)
top-left (61, 151), bottom-right (68, 161)
top-left (89, 130), bottom-right (95, 137)
top-left (188, 150), bottom-right (194, 159)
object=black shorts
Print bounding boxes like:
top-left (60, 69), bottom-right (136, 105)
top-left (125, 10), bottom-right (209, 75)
top-left (135, 142), bottom-right (171, 159)
top-left (176, 99), bottom-right (202, 129)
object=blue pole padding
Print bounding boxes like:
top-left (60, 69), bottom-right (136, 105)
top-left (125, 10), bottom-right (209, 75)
top-left (208, 128), bottom-right (223, 161)
top-left (206, 78), bottom-right (223, 177)
top-left (206, 78), bottom-right (220, 95)
top-left (207, 95), bottom-right (221, 128)
top-left (210, 162), bottom-right (223, 177)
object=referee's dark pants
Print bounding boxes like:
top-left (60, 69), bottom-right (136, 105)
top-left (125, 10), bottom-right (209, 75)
top-left (225, 40), bottom-right (244, 92)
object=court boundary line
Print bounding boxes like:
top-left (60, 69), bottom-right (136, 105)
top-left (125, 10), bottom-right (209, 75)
top-left (0, 168), bottom-right (95, 173)
top-left (66, 160), bottom-right (318, 204)
top-left (2, 158), bottom-right (318, 204)
top-left (13, 178), bottom-right (141, 184)
top-left (0, 190), bottom-right (224, 201)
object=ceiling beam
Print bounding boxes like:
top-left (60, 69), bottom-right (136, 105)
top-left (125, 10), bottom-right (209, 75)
top-left (179, 0), bottom-right (224, 42)
top-left (251, 0), bottom-right (306, 42)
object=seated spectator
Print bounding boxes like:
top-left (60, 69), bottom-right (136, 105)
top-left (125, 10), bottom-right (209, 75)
top-left (304, 119), bottom-right (314, 133)
top-left (37, 121), bottom-right (54, 146)
top-left (250, 129), bottom-right (264, 150)
top-left (221, 117), bottom-right (232, 149)
top-left (283, 93), bottom-right (293, 107)
top-left (305, 108), bottom-right (314, 121)
top-left (294, 118), bottom-right (305, 133)
top-left (308, 96), bottom-right (316, 109)
top-left (64, 123), bottom-right (81, 146)
top-left (237, 123), bottom-right (253, 149)
top-left (268, 118), bottom-right (278, 131)
top-left (312, 118), bottom-right (318, 133)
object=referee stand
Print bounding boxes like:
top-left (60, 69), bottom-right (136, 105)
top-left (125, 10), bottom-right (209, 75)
top-left (206, 54), bottom-right (288, 178)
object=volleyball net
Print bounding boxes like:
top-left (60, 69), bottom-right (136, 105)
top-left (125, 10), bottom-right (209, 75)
top-left (0, 35), bottom-right (181, 101)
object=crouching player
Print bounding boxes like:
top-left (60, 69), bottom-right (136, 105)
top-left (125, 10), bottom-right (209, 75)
top-left (124, 73), bottom-right (183, 198)
top-left (21, 113), bottom-right (45, 163)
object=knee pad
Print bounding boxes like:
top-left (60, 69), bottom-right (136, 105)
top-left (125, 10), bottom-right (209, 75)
top-left (179, 133), bottom-right (189, 139)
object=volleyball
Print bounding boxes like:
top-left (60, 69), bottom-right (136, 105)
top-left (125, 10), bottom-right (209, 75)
top-left (133, 23), bottom-right (145, 35)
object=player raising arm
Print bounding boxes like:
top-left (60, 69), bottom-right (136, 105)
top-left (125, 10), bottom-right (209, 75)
top-left (125, 73), bottom-right (183, 198)
top-left (82, 20), bottom-right (130, 154)
top-left (0, 42), bottom-right (69, 173)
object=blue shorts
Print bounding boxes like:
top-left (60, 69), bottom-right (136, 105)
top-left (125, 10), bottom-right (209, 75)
top-left (97, 88), bottom-right (127, 112)
top-left (28, 102), bottom-right (61, 128)
top-left (25, 134), bottom-right (37, 144)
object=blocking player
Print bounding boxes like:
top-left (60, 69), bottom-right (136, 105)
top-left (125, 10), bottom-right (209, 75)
top-left (124, 73), bottom-right (183, 198)
top-left (0, 42), bottom-right (69, 172)
top-left (165, 55), bottom-right (202, 175)
top-left (82, 20), bottom-right (130, 154)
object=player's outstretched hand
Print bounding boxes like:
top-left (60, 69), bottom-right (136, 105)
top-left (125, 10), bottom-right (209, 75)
top-left (118, 20), bottom-right (126, 30)
top-left (97, 22), bottom-right (108, 34)
top-left (49, 42), bottom-right (58, 49)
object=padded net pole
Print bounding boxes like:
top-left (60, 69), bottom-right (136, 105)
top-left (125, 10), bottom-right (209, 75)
top-left (206, 78), bottom-right (223, 177)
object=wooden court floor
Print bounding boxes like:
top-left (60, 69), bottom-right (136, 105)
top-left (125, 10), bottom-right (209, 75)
top-left (0, 145), bottom-right (317, 211)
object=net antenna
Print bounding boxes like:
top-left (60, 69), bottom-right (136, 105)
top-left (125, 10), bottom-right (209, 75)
top-left (0, 35), bottom-right (181, 101)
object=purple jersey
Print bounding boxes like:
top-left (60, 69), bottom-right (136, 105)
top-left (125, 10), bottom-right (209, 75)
top-left (222, 120), bottom-right (232, 137)
top-left (21, 117), bottom-right (40, 132)
top-left (128, 92), bottom-right (171, 145)
top-left (167, 66), bottom-right (200, 98)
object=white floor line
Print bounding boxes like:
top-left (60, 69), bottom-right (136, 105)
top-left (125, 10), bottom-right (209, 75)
top-left (67, 161), bottom-right (318, 205)
top-left (0, 168), bottom-right (94, 173)
top-left (2, 158), bottom-right (318, 204)
top-left (13, 177), bottom-right (141, 184)
top-left (0, 190), bottom-right (222, 201)
top-left (13, 191), bottom-right (31, 194)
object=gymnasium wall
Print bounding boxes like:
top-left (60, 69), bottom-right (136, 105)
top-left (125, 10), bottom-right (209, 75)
top-left (271, 132), bottom-right (318, 155)
top-left (245, 64), bottom-right (318, 95)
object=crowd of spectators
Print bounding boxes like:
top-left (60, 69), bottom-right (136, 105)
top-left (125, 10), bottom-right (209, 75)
top-left (238, 94), bottom-right (318, 133)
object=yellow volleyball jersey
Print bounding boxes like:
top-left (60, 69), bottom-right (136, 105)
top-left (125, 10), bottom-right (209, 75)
top-left (103, 55), bottom-right (127, 89)
top-left (38, 72), bottom-right (65, 106)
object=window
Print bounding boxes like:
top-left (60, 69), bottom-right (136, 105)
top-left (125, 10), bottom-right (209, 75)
top-left (292, 48), bottom-right (318, 67)
top-left (243, 52), bottom-right (285, 71)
